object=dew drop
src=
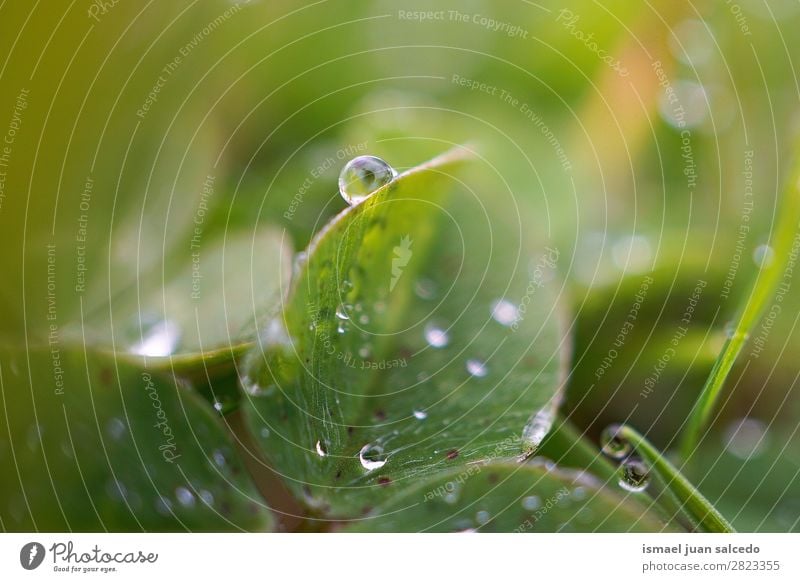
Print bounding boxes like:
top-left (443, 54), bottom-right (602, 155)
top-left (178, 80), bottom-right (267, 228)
top-left (358, 345), bottom-right (372, 359)
top-left (619, 458), bottom-right (650, 493)
top-left (466, 359), bottom-right (488, 378)
top-left (260, 427), bottom-right (271, 439)
top-left (338, 155), bottom-right (397, 205)
top-left (175, 486), bottom-right (196, 508)
top-left (490, 298), bottom-right (518, 327)
top-left (412, 409), bottom-right (428, 420)
top-left (199, 489), bottom-right (215, 506)
top-left (522, 495), bottom-right (541, 510)
top-left (424, 322), bottom-right (449, 348)
top-left (131, 319), bottom-right (180, 357)
top-left (315, 440), bottom-right (328, 457)
top-left (212, 449), bottom-right (228, 469)
top-left (522, 406), bottom-right (555, 453)
top-left (600, 424), bottom-right (631, 460)
top-left (475, 510), bottom-right (491, 525)
top-left (106, 417), bottom-right (127, 441)
top-left (358, 443), bottom-right (388, 471)
top-left (753, 244), bottom-right (775, 269)
top-left (335, 304), bottom-right (351, 320)
top-left (414, 278), bottom-right (437, 300)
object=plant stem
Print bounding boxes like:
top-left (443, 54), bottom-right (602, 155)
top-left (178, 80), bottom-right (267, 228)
top-left (680, 146), bottom-right (800, 459)
top-left (619, 425), bottom-right (735, 533)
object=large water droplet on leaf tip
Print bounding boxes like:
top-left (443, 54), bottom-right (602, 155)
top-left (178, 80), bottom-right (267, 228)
top-left (339, 155), bottom-right (397, 205)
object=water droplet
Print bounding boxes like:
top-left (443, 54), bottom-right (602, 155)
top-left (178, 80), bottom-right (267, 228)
top-left (315, 440), bottom-right (328, 457)
top-left (490, 299), bottom-right (518, 327)
top-left (358, 443), bottom-right (388, 471)
top-left (753, 244), bottom-right (775, 269)
top-left (337, 321), bottom-right (348, 334)
top-left (175, 486), bottom-right (196, 508)
top-left (412, 409), bottom-right (428, 420)
top-left (106, 417), bottom-right (126, 441)
top-left (199, 489), bottom-right (215, 506)
top-left (466, 359), bottom-right (488, 378)
top-left (443, 482), bottom-right (460, 504)
top-left (213, 401), bottom-right (223, 412)
top-left (338, 155), bottom-right (397, 205)
top-left (659, 80), bottom-right (708, 129)
top-left (358, 345), bottom-right (371, 359)
top-left (414, 278), bottom-right (437, 300)
top-left (475, 510), bottom-right (491, 525)
top-left (600, 424), bottom-right (631, 460)
top-left (522, 406), bottom-right (555, 452)
top-left (572, 486), bottom-right (587, 501)
top-left (335, 304), bottom-right (350, 320)
top-left (212, 449), bottom-right (228, 469)
top-left (723, 417), bottom-right (769, 460)
top-left (522, 495), bottom-right (541, 510)
top-left (619, 458), bottom-right (650, 493)
top-left (724, 321), bottom-right (749, 341)
top-left (424, 322), bottom-right (449, 348)
top-left (131, 319), bottom-right (180, 357)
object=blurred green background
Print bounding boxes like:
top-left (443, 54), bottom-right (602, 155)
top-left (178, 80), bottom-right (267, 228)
top-left (1, 0), bottom-right (799, 532)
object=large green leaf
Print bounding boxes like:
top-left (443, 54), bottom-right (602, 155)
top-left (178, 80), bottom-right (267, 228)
top-left (242, 147), bottom-right (570, 518)
top-left (345, 461), bottom-right (678, 532)
top-left (0, 347), bottom-right (273, 532)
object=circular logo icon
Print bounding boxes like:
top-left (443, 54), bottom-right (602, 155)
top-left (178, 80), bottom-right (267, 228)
top-left (19, 542), bottom-right (45, 570)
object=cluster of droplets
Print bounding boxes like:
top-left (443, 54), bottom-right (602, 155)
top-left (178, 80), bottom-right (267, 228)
top-left (599, 424), bottom-right (651, 493)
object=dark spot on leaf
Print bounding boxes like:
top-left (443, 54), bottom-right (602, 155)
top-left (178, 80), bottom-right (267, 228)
top-left (487, 473), bottom-right (499, 484)
top-left (335, 470), bottom-right (342, 480)
top-left (377, 476), bottom-right (392, 486)
top-left (374, 409), bottom-right (386, 421)
top-left (347, 426), bottom-right (354, 435)
top-left (446, 449), bottom-right (459, 460)
top-left (100, 368), bottom-right (112, 386)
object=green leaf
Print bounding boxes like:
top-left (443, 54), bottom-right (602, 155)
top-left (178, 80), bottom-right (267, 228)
top-left (344, 461), bottom-right (679, 532)
top-left (0, 347), bottom-right (273, 531)
top-left (242, 146), bottom-right (571, 518)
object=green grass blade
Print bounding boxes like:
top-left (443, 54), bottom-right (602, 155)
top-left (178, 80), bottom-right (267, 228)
top-left (680, 147), bottom-right (800, 459)
top-left (618, 425), bottom-right (735, 533)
